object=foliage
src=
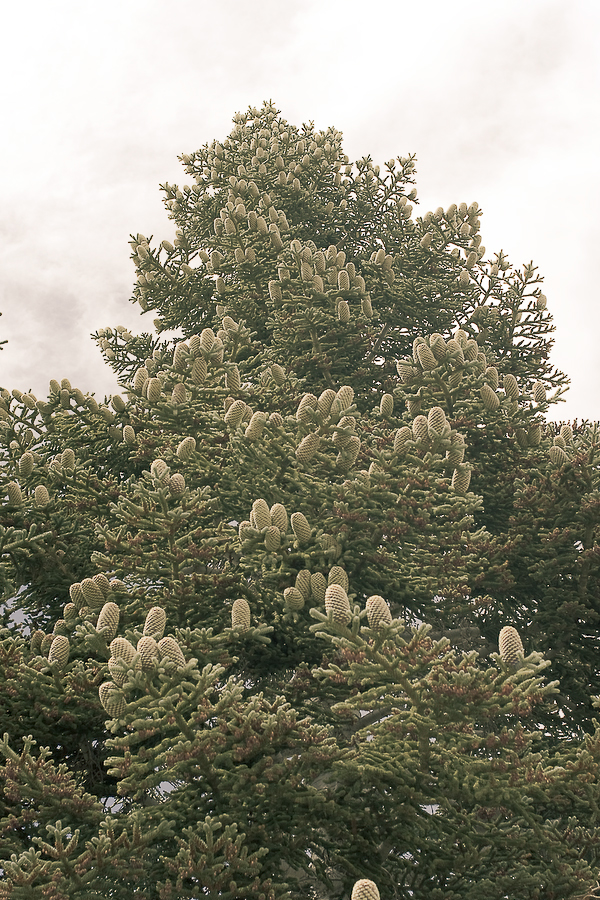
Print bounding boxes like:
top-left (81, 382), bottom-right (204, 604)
top-left (1, 101), bottom-right (600, 899)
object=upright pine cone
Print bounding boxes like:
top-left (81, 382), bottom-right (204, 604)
top-left (231, 598), bottom-right (251, 632)
top-left (295, 569), bottom-right (311, 599)
top-left (63, 603), bottom-right (77, 624)
top-left (284, 587), bottom-right (305, 611)
top-left (144, 606), bottom-right (167, 641)
top-left (99, 682), bottom-right (126, 718)
top-left (169, 474), bottom-right (186, 494)
top-left (352, 880), bottom-right (380, 900)
top-left (296, 393), bottom-right (318, 424)
top-left (34, 485), bottom-right (50, 507)
top-left (549, 445), bottom-right (569, 466)
top-left (192, 358), bottom-right (208, 384)
top-left (225, 399), bottom-right (247, 428)
top-left (96, 602), bottom-right (120, 641)
top-left (19, 452), bottom-right (34, 478)
top-left (366, 595), bottom-right (392, 628)
top-left (380, 393), bottom-right (394, 417)
top-left (244, 411), bottom-right (267, 440)
top-left (93, 573), bottom-right (111, 596)
top-left (137, 636), bottom-right (160, 669)
top-left (7, 482), bottom-right (23, 505)
top-left (325, 584), bottom-right (352, 625)
top-left (412, 415), bottom-right (429, 444)
top-left (416, 343), bottom-right (437, 371)
top-left (270, 503), bottom-right (288, 533)
top-left (452, 465), bottom-right (471, 495)
top-left (108, 657), bottom-right (128, 687)
top-left (81, 578), bottom-right (105, 610)
top-left (427, 406), bottom-right (449, 440)
top-left (291, 512), bottom-right (311, 543)
top-left (533, 381), bottom-right (546, 405)
top-left (48, 635), bottom-right (70, 671)
top-left (296, 432), bottom-right (321, 463)
top-left (335, 385), bottom-right (355, 411)
top-left (158, 636), bottom-right (186, 668)
top-left (394, 426), bottom-right (412, 453)
top-left (503, 373), bottom-right (519, 400)
top-left (317, 389), bottom-right (336, 418)
top-left (252, 499), bottom-right (271, 531)
top-left (481, 384), bottom-right (500, 411)
top-left (328, 566), bottom-right (349, 592)
top-left (30, 630), bottom-right (45, 653)
top-left (499, 626), bottom-right (524, 666)
top-left (110, 637), bottom-right (136, 665)
top-left (69, 582), bottom-right (85, 609)
top-left (311, 572), bottom-right (327, 602)
top-left (485, 366), bottom-right (499, 390)
top-left (176, 436), bottom-right (196, 460)
top-left (265, 525), bottom-right (281, 551)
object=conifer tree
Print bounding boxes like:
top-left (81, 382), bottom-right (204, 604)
top-left (1, 101), bottom-right (600, 899)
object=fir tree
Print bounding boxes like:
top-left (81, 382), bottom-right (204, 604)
top-left (1, 100), bottom-right (600, 899)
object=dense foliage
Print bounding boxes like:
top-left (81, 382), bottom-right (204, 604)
top-left (1, 101), bottom-right (600, 899)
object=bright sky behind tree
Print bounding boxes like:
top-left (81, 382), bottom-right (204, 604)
top-left (1, 0), bottom-right (599, 420)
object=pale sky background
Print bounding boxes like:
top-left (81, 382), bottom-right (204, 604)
top-left (1, 0), bottom-right (599, 421)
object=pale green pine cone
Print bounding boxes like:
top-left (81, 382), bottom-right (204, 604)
top-left (366, 595), bottom-right (392, 628)
top-left (252, 499), bottom-right (271, 531)
top-left (291, 512), bottom-right (311, 543)
top-left (427, 406), bottom-right (449, 439)
top-left (325, 584), bottom-right (352, 625)
top-left (34, 485), bottom-right (50, 507)
top-left (48, 635), bottom-right (70, 671)
top-left (549, 445), bottom-right (569, 466)
top-left (69, 582), bottom-right (85, 609)
top-left (137, 636), bottom-right (160, 669)
top-left (296, 432), bottom-right (321, 463)
top-left (328, 565), bottom-right (349, 592)
top-left (416, 343), bottom-right (437, 371)
top-left (452, 465), bottom-right (471, 495)
top-left (352, 879), bottom-right (380, 900)
top-left (143, 606), bottom-right (167, 641)
top-left (81, 578), bottom-right (105, 610)
top-left (295, 569), bottom-right (311, 599)
top-left (158, 636), bottom-right (186, 668)
top-left (96, 602), bottom-right (120, 642)
top-left (265, 525), bottom-right (281, 552)
top-left (19, 451), bottom-right (34, 478)
top-left (533, 381), bottom-right (546, 405)
top-left (99, 681), bottom-right (126, 718)
top-left (380, 393), bottom-right (394, 417)
top-left (176, 436), bottom-right (196, 460)
top-left (225, 399), bottom-right (247, 428)
top-left (231, 598), bottom-right (251, 632)
top-left (311, 572), bottom-right (327, 602)
top-left (284, 587), bottom-right (305, 611)
top-left (412, 415), bottom-right (429, 444)
top-left (499, 626), bottom-right (524, 666)
top-left (7, 482), bottom-right (23, 506)
top-left (244, 411), bottom-right (267, 440)
top-left (318, 389), bottom-right (336, 418)
top-left (335, 385), bottom-right (355, 411)
top-left (110, 637), bottom-right (136, 665)
top-left (296, 393), bottom-right (318, 424)
top-left (503, 374), bottom-right (519, 400)
top-left (480, 383), bottom-right (500, 411)
top-left (394, 427), bottom-right (412, 453)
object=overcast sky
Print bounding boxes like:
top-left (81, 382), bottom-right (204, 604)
top-left (1, 0), bottom-right (599, 421)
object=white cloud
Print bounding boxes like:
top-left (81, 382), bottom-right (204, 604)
top-left (1, 0), bottom-right (599, 418)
